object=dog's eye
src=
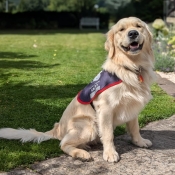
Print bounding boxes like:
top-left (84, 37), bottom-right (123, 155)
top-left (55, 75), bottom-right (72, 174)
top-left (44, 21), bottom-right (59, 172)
top-left (119, 28), bottom-right (125, 31)
top-left (136, 24), bottom-right (142, 28)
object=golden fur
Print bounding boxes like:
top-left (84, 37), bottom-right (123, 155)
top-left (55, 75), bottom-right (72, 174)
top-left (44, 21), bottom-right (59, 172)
top-left (0, 17), bottom-right (155, 162)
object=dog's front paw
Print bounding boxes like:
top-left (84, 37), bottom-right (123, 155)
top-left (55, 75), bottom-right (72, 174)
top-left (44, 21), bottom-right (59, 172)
top-left (103, 149), bottom-right (120, 163)
top-left (132, 137), bottom-right (152, 148)
top-left (71, 149), bottom-right (92, 161)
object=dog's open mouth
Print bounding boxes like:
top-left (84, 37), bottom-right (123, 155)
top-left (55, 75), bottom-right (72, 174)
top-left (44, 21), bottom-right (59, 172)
top-left (121, 42), bottom-right (143, 53)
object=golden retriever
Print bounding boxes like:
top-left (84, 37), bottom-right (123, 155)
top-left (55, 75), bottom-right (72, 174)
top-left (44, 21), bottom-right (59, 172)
top-left (0, 17), bottom-right (155, 163)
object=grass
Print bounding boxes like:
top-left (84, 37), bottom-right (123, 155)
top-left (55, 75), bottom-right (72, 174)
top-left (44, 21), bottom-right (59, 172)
top-left (0, 30), bottom-right (175, 171)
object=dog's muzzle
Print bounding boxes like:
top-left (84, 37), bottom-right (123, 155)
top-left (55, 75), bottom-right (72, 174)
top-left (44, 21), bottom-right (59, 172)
top-left (121, 30), bottom-right (143, 53)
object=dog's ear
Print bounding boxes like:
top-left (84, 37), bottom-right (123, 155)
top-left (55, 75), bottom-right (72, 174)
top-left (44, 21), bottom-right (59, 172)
top-left (143, 22), bottom-right (153, 43)
top-left (105, 29), bottom-right (115, 59)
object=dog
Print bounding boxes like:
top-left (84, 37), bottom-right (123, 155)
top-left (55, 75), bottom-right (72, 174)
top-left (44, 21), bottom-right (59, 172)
top-left (0, 17), bottom-right (155, 163)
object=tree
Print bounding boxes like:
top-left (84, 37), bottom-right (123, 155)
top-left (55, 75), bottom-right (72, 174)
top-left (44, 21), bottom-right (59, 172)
top-left (167, 0), bottom-right (175, 16)
top-left (132, 0), bottom-right (163, 21)
top-left (0, 0), bottom-right (5, 11)
top-left (0, 0), bottom-right (18, 12)
top-left (46, 0), bottom-right (97, 12)
top-left (46, 0), bottom-right (72, 11)
top-left (18, 0), bottom-right (48, 12)
top-left (104, 0), bottom-right (163, 22)
top-left (105, 0), bottom-right (135, 21)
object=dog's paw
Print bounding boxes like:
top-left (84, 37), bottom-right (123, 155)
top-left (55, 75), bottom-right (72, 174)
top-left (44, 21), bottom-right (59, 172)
top-left (103, 149), bottom-right (120, 163)
top-left (132, 137), bottom-right (152, 148)
top-left (72, 149), bottom-right (92, 161)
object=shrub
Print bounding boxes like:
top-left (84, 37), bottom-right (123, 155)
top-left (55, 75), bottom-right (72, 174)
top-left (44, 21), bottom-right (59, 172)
top-left (0, 11), bottom-right (109, 29)
top-left (168, 36), bottom-right (175, 55)
top-left (152, 19), bottom-right (169, 36)
top-left (154, 52), bottom-right (175, 72)
top-left (154, 33), bottom-right (175, 72)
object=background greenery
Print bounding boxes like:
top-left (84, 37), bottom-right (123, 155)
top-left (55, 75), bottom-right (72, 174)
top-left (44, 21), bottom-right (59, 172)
top-left (0, 30), bottom-right (175, 171)
top-left (0, 0), bottom-right (163, 22)
top-left (151, 19), bottom-right (175, 72)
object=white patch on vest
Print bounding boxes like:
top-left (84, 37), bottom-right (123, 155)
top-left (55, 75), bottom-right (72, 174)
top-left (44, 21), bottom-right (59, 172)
top-left (92, 71), bottom-right (102, 82)
top-left (90, 71), bottom-right (102, 98)
top-left (90, 83), bottom-right (101, 98)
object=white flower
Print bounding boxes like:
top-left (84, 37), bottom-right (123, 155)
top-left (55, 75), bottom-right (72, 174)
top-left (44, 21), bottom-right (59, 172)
top-left (33, 44), bottom-right (37, 48)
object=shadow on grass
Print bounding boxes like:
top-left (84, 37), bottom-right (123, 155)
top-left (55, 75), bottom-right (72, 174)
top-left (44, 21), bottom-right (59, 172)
top-left (0, 79), bottom-right (85, 170)
top-left (0, 81), bottom-right (86, 129)
top-left (0, 60), bottom-right (60, 70)
top-left (0, 52), bottom-right (37, 59)
top-left (0, 51), bottom-right (60, 70)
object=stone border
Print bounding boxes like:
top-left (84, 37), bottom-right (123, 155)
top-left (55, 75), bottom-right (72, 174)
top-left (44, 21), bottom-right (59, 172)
top-left (156, 73), bottom-right (175, 98)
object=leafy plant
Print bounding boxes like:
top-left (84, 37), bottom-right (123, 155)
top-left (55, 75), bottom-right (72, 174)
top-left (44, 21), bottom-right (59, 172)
top-left (168, 35), bottom-right (175, 56)
top-left (154, 31), bottom-right (175, 72)
top-left (154, 51), bottom-right (175, 72)
top-left (152, 18), bottom-right (169, 36)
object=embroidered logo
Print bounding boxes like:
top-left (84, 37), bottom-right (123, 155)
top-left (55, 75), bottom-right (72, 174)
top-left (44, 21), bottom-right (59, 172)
top-left (77, 70), bottom-right (122, 104)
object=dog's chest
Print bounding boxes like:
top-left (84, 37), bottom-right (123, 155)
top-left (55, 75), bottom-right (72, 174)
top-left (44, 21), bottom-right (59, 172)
top-left (107, 84), bottom-right (152, 124)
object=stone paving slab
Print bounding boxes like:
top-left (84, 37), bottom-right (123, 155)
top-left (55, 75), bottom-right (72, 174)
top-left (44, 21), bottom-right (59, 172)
top-left (156, 73), bottom-right (175, 97)
top-left (1, 115), bottom-right (175, 175)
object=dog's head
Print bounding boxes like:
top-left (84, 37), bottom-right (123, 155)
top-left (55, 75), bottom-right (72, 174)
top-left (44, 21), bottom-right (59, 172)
top-left (105, 17), bottom-right (153, 59)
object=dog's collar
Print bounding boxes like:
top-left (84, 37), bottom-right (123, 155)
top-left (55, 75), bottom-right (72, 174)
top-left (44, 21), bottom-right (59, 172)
top-left (123, 66), bottom-right (143, 82)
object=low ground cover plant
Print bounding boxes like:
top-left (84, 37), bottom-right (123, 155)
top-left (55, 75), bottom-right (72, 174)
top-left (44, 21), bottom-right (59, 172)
top-left (0, 30), bottom-right (175, 171)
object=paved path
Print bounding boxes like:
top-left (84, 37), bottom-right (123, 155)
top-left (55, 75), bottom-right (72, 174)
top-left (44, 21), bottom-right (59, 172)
top-left (1, 74), bottom-right (175, 175)
top-left (156, 73), bottom-right (175, 98)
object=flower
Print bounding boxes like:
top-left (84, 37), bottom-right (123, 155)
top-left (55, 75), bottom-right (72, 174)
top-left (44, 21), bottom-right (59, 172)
top-left (33, 44), bottom-right (37, 48)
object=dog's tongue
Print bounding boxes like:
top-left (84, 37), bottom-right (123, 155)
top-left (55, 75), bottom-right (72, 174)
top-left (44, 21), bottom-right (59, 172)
top-left (130, 42), bottom-right (139, 49)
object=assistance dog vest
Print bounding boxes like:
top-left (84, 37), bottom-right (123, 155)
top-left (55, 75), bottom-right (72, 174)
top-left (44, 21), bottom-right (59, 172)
top-left (77, 70), bottom-right (122, 104)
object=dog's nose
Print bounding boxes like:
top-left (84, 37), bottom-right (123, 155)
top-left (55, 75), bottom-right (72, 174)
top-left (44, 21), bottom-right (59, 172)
top-left (128, 30), bottom-right (139, 39)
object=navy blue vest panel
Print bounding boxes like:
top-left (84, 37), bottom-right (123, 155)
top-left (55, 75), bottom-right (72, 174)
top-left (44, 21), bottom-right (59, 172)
top-left (77, 70), bottom-right (122, 104)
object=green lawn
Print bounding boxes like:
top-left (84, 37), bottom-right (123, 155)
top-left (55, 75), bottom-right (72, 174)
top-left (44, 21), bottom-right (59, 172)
top-left (0, 30), bottom-right (175, 171)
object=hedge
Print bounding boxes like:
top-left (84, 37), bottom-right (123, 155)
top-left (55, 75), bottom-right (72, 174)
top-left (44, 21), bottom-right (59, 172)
top-left (0, 11), bottom-right (109, 29)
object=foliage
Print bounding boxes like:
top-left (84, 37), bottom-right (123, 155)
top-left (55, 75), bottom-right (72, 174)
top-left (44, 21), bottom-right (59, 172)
top-left (0, 0), bottom-right (18, 13)
top-left (154, 51), bottom-right (175, 72)
top-left (0, 30), bottom-right (175, 171)
top-left (18, 0), bottom-right (49, 12)
top-left (168, 35), bottom-right (175, 55)
top-left (103, 0), bottom-right (163, 22)
top-left (105, 0), bottom-right (130, 12)
top-left (131, 0), bottom-right (163, 22)
top-left (152, 19), bottom-right (169, 36)
top-left (0, 0), bottom-right (99, 13)
top-left (0, 0), bottom-right (163, 23)
top-left (0, 0), bottom-right (4, 11)
top-left (105, 0), bottom-right (135, 21)
top-left (152, 19), bottom-right (175, 72)
top-left (154, 32), bottom-right (175, 72)
top-left (0, 11), bottom-right (109, 29)
top-left (17, 0), bottom-right (98, 12)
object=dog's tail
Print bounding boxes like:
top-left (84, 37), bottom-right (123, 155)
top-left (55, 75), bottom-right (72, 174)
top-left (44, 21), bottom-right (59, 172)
top-left (0, 123), bottom-right (60, 143)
